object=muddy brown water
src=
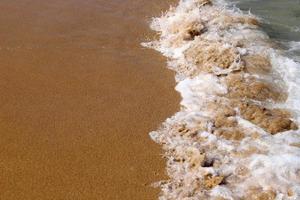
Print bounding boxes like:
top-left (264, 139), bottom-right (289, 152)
top-left (0, 0), bottom-right (179, 199)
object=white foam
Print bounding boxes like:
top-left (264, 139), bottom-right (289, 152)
top-left (270, 53), bottom-right (300, 122)
top-left (287, 41), bottom-right (300, 52)
top-left (144, 0), bottom-right (300, 199)
top-left (176, 74), bottom-right (227, 112)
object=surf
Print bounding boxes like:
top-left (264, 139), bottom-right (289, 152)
top-left (143, 0), bottom-right (300, 199)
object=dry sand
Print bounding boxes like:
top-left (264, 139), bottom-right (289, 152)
top-left (0, 0), bottom-right (179, 199)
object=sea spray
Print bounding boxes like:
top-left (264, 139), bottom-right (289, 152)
top-left (143, 0), bottom-right (300, 199)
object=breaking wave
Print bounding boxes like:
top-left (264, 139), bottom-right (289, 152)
top-left (142, 0), bottom-right (300, 199)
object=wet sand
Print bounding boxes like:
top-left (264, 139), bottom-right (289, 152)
top-left (144, 0), bottom-right (300, 199)
top-left (0, 0), bottom-right (179, 199)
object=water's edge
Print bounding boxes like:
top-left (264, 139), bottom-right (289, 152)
top-left (143, 0), bottom-right (300, 199)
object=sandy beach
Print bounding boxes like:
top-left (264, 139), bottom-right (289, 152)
top-left (0, 0), bottom-right (179, 199)
top-left (3, 0), bottom-right (300, 199)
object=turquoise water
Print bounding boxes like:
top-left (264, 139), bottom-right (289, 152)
top-left (232, 0), bottom-right (300, 60)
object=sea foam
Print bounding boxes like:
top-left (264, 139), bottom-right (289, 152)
top-left (143, 0), bottom-right (300, 199)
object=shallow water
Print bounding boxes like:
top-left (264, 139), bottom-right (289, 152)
top-left (233, 0), bottom-right (300, 41)
top-left (232, 0), bottom-right (300, 60)
top-left (145, 0), bottom-right (300, 199)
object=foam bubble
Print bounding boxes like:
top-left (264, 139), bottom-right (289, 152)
top-left (144, 0), bottom-right (300, 199)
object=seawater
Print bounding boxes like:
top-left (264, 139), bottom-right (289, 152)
top-left (232, 0), bottom-right (300, 62)
top-left (143, 0), bottom-right (300, 199)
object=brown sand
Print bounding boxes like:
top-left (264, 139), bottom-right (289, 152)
top-left (0, 0), bottom-right (179, 199)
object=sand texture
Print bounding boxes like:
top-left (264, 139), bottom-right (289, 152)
top-left (0, 0), bottom-right (179, 199)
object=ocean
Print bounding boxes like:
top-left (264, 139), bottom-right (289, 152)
top-left (233, 0), bottom-right (300, 62)
top-left (145, 0), bottom-right (300, 199)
